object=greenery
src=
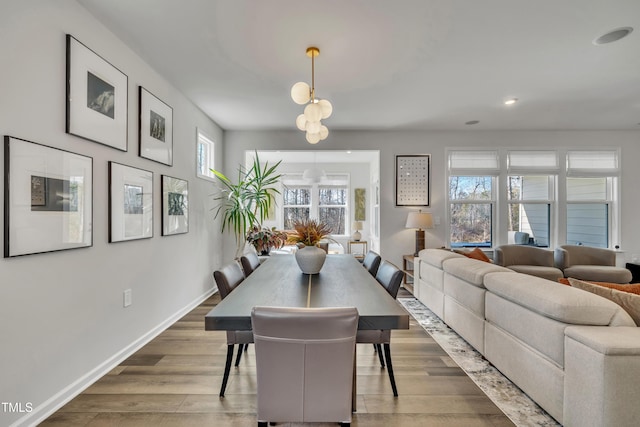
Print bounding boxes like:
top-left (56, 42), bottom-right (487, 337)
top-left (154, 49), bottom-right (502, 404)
top-left (288, 218), bottom-right (333, 247)
top-left (211, 151), bottom-right (282, 257)
top-left (246, 226), bottom-right (288, 255)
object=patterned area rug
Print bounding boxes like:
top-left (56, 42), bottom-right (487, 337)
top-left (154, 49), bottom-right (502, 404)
top-left (398, 297), bottom-right (561, 427)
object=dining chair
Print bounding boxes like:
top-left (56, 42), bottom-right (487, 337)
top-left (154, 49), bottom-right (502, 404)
top-left (362, 250), bottom-right (382, 277)
top-left (252, 306), bottom-right (358, 427)
top-left (240, 252), bottom-right (261, 277)
top-left (213, 261), bottom-right (254, 397)
top-left (356, 260), bottom-right (404, 396)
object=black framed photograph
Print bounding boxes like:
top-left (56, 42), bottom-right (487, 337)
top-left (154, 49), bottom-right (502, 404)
top-left (139, 86), bottom-right (173, 165)
top-left (108, 162), bottom-right (153, 242)
top-left (4, 136), bottom-right (93, 257)
top-left (66, 34), bottom-right (128, 151)
top-left (161, 175), bottom-right (188, 236)
top-left (395, 154), bottom-right (431, 206)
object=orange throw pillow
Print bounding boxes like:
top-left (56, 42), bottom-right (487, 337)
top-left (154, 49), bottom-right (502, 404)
top-left (585, 281), bottom-right (640, 295)
top-left (557, 278), bottom-right (571, 286)
top-left (464, 248), bottom-right (491, 263)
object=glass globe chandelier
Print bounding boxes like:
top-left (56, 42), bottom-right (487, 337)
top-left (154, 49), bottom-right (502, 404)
top-left (291, 47), bottom-right (332, 144)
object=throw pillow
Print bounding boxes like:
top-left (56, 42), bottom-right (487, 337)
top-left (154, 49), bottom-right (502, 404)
top-left (464, 247), bottom-right (491, 263)
top-left (568, 278), bottom-right (640, 326)
top-left (557, 278), bottom-right (570, 286)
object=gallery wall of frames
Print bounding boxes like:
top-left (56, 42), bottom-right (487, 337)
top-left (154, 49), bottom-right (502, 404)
top-left (4, 34), bottom-right (189, 258)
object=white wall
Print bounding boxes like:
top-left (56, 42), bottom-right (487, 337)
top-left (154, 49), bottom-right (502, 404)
top-left (225, 130), bottom-right (640, 269)
top-left (0, 1), bottom-right (223, 425)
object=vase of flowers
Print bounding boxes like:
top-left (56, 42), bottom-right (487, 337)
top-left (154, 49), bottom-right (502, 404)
top-left (288, 219), bottom-right (333, 274)
top-left (246, 226), bottom-right (288, 256)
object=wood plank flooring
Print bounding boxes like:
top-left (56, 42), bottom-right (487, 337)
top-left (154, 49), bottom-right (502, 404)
top-left (41, 290), bottom-right (515, 426)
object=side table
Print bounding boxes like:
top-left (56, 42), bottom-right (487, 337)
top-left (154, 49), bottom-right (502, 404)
top-left (348, 241), bottom-right (368, 261)
top-left (402, 254), bottom-right (415, 294)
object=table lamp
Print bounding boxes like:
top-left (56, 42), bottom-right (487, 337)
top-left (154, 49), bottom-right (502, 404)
top-left (405, 210), bottom-right (433, 256)
top-left (352, 221), bottom-right (363, 241)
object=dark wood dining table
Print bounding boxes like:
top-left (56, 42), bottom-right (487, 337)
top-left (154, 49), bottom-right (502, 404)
top-left (204, 253), bottom-right (410, 332)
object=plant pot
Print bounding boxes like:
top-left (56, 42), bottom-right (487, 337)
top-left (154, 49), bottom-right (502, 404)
top-left (294, 245), bottom-right (327, 274)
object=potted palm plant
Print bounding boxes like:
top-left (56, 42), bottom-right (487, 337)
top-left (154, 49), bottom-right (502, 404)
top-left (211, 151), bottom-right (282, 258)
top-left (288, 218), bottom-right (333, 274)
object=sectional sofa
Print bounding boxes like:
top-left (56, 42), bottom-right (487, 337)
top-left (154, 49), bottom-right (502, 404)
top-left (414, 248), bottom-right (640, 427)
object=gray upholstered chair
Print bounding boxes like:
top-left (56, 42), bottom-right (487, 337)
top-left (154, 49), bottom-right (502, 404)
top-left (240, 252), bottom-right (261, 277)
top-left (494, 245), bottom-right (564, 281)
top-left (252, 306), bottom-right (358, 427)
top-left (213, 262), bottom-right (254, 397)
top-left (356, 260), bottom-right (404, 396)
top-left (554, 245), bottom-right (632, 283)
top-left (362, 250), bottom-right (382, 277)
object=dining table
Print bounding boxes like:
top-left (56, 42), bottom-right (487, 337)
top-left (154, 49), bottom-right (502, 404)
top-left (204, 253), bottom-right (410, 410)
top-left (205, 253), bottom-right (410, 332)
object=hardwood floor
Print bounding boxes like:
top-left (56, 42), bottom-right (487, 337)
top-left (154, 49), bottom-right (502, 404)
top-left (41, 290), bottom-right (515, 427)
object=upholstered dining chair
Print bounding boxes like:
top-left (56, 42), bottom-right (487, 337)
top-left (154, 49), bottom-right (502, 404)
top-left (362, 250), bottom-right (382, 277)
top-left (356, 260), bottom-right (404, 396)
top-left (240, 252), bottom-right (261, 277)
top-left (213, 261), bottom-right (254, 397)
top-left (252, 306), bottom-right (359, 427)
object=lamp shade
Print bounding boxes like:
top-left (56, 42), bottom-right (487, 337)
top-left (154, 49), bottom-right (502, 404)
top-left (405, 211), bottom-right (433, 230)
top-left (352, 221), bottom-right (363, 231)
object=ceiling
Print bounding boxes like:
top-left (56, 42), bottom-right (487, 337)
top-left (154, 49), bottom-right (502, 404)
top-left (77, 0), bottom-right (640, 132)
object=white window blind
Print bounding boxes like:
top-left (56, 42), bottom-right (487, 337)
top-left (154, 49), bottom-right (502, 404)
top-left (567, 150), bottom-right (619, 176)
top-left (449, 150), bottom-right (499, 174)
top-left (508, 150), bottom-right (558, 172)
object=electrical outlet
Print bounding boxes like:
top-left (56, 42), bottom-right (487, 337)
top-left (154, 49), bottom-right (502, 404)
top-left (123, 289), bottom-right (132, 307)
top-left (434, 216), bottom-right (441, 226)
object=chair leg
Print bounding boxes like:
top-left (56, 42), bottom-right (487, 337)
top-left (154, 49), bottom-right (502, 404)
top-left (234, 343), bottom-right (244, 367)
top-left (257, 422), bottom-right (267, 427)
top-left (376, 343), bottom-right (385, 368)
top-left (340, 423), bottom-right (351, 426)
top-left (220, 344), bottom-right (234, 397)
top-left (383, 343), bottom-right (398, 397)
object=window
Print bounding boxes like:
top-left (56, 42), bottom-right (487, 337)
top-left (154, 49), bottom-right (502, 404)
top-left (196, 129), bottom-right (215, 181)
top-left (281, 174), bottom-right (349, 235)
top-left (507, 176), bottom-right (552, 247)
top-left (565, 150), bottom-right (619, 248)
top-left (448, 150), bottom-right (498, 248)
top-left (449, 176), bottom-right (494, 247)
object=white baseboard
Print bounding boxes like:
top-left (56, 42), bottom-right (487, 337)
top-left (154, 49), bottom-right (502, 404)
top-left (14, 288), bottom-right (216, 427)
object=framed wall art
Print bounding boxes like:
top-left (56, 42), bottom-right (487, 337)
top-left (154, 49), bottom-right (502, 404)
top-left (395, 154), bottom-right (431, 206)
top-left (161, 175), bottom-right (188, 236)
top-left (108, 162), bottom-right (153, 242)
top-left (4, 136), bottom-right (93, 257)
top-left (354, 188), bottom-right (366, 221)
top-left (139, 86), bottom-right (173, 165)
top-left (66, 34), bottom-right (128, 151)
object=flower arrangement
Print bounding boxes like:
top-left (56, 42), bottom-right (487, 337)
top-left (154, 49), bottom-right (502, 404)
top-left (288, 218), bottom-right (333, 248)
top-left (246, 226), bottom-right (288, 255)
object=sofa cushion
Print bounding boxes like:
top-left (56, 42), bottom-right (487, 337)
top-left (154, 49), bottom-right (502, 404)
top-left (563, 265), bottom-right (632, 284)
top-left (507, 265), bottom-right (564, 281)
top-left (443, 258), bottom-right (511, 287)
top-left (568, 278), bottom-right (640, 326)
top-left (419, 248), bottom-right (465, 268)
top-left (484, 272), bottom-right (635, 326)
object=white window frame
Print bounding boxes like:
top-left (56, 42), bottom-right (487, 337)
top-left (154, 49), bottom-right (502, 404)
top-left (279, 173), bottom-right (350, 237)
top-left (196, 129), bottom-right (216, 181)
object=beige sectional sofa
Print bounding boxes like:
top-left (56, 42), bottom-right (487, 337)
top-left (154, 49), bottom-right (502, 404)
top-left (415, 248), bottom-right (640, 427)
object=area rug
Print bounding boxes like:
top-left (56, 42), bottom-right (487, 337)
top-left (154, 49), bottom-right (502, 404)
top-left (398, 297), bottom-right (561, 427)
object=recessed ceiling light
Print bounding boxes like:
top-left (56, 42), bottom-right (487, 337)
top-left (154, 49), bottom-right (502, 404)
top-left (593, 27), bottom-right (633, 45)
top-left (504, 98), bottom-right (518, 105)
top-left (346, 150), bottom-right (352, 154)
top-left (465, 120), bottom-right (480, 125)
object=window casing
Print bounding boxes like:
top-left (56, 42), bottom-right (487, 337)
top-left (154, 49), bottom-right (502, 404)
top-left (196, 130), bottom-right (215, 181)
top-left (446, 148), bottom-right (620, 250)
top-left (281, 174), bottom-right (349, 236)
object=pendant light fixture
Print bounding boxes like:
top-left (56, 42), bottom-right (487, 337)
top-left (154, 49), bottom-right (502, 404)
top-left (291, 47), bottom-right (332, 144)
